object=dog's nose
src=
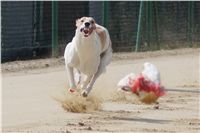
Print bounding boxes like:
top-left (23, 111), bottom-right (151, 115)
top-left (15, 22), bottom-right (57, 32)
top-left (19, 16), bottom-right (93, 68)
top-left (85, 22), bottom-right (90, 27)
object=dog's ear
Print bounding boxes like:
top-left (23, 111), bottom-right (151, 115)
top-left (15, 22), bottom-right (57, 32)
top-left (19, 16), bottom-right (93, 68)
top-left (76, 18), bottom-right (81, 27)
top-left (91, 19), bottom-right (96, 29)
top-left (93, 24), bottom-right (96, 30)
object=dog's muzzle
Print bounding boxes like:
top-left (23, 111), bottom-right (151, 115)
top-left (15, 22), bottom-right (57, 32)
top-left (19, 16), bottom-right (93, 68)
top-left (80, 27), bottom-right (91, 37)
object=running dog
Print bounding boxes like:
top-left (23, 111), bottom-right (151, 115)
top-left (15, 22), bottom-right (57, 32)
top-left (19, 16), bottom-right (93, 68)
top-left (64, 17), bottom-right (112, 97)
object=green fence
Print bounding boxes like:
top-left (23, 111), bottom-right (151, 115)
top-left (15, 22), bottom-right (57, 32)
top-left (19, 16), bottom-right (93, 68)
top-left (54, 1), bottom-right (200, 55)
top-left (1, 1), bottom-right (200, 62)
top-left (105, 1), bottom-right (200, 52)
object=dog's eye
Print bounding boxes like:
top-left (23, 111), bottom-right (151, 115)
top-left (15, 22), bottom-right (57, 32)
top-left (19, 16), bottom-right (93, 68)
top-left (81, 20), bottom-right (84, 23)
top-left (91, 20), bottom-right (94, 24)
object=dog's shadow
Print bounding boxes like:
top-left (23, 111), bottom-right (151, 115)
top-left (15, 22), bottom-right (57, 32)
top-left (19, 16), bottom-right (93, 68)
top-left (113, 117), bottom-right (171, 124)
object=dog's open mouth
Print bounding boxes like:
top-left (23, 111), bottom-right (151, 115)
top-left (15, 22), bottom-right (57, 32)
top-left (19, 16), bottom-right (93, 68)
top-left (80, 28), bottom-right (90, 37)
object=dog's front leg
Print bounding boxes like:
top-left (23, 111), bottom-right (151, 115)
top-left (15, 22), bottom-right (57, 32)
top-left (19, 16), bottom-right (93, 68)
top-left (82, 65), bottom-right (104, 97)
top-left (82, 72), bottom-right (100, 97)
top-left (81, 75), bottom-right (93, 97)
top-left (66, 65), bottom-right (76, 92)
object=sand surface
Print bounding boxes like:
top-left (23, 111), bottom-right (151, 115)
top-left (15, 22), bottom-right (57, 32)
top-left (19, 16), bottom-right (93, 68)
top-left (1, 48), bottom-right (200, 133)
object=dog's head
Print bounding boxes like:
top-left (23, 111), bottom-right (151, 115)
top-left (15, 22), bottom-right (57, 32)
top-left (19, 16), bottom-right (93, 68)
top-left (76, 17), bottom-right (96, 37)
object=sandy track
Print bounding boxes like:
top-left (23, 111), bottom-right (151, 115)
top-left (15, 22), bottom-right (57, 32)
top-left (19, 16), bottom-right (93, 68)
top-left (1, 48), bottom-right (200, 133)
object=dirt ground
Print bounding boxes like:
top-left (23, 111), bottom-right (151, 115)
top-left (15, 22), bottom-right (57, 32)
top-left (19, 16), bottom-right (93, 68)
top-left (1, 48), bottom-right (200, 133)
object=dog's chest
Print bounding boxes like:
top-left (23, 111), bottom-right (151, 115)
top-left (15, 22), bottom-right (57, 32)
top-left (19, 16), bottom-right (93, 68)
top-left (76, 37), bottom-right (101, 75)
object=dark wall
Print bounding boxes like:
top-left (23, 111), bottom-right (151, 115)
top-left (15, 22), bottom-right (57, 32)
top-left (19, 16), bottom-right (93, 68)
top-left (108, 1), bottom-right (140, 51)
top-left (1, 1), bottom-right (34, 62)
top-left (57, 1), bottom-right (89, 54)
top-left (89, 1), bottom-right (103, 25)
top-left (1, 1), bottom-right (200, 62)
top-left (1, 1), bottom-right (89, 62)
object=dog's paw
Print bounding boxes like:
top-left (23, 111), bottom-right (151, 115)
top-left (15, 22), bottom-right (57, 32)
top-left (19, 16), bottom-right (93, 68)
top-left (68, 88), bottom-right (76, 93)
top-left (81, 90), bottom-right (88, 97)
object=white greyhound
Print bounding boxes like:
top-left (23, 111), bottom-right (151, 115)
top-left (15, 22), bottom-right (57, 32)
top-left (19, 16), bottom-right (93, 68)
top-left (64, 17), bottom-right (112, 97)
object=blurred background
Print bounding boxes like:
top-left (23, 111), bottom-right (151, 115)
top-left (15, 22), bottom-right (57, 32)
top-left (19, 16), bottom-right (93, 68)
top-left (1, 1), bottom-right (200, 62)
